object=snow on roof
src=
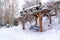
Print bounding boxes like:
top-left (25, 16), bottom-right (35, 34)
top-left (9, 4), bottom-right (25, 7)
top-left (24, 4), bottom-right (39, 11)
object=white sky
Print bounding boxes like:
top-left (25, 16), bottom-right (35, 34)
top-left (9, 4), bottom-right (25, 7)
top-left (17, 0), bottom-right (25, 11)
top-left (41, 0), bottom-right (49, 3)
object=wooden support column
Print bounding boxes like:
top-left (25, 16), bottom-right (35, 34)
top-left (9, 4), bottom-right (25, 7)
top-left (50, 15), bottom-right (51, 24)
top-left (22, 22), bottom-right (25, 30)
top-left (39, 13), bottom-right (42, 32)
top-left (48, 14), bottom-right (51, 24)
top-left (55, 8), bottom-right (57, 15)
top-left (22, 18), bottom-right (25, 30)
top-left (36, 17), bottom-right (38, 25)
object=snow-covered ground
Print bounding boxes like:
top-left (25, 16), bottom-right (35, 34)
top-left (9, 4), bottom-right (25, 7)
top-left (0, 16), bottom-right (60, 40)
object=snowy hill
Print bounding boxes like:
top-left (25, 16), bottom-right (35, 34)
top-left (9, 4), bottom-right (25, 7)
top-left (0, 16), bottom-right (60, 40)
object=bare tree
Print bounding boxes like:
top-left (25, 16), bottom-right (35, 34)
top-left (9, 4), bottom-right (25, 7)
top-left (0, 0), bottom-right (5, 26)
top-left (4, 0), bottom-right (18, 26)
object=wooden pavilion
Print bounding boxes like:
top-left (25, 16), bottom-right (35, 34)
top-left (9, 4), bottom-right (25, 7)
top-left (20, 1), bottom-right (59, 32)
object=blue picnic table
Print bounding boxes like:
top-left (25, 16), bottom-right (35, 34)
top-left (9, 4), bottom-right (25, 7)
top-left (29, 25), bottom-right (40, 31)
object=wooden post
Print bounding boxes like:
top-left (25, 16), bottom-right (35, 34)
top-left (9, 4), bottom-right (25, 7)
top-left (55, 8), bottom-right (57, 17)
top-left (50, 15), bottom-right (51, 24)
top-left (22, 21), bottom-right (25, 30)
top-left (22, 17), bottom-right (25, 30)
top-left (36, 17), bottom-right (37, 25)
top-left (48, 14), bottom-right (51, 24)
top-left (39, 13), bottom-right (42, 32)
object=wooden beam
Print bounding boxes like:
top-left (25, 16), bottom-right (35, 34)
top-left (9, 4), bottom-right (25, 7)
top-left (51, 14), bottom-right (56, 16)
